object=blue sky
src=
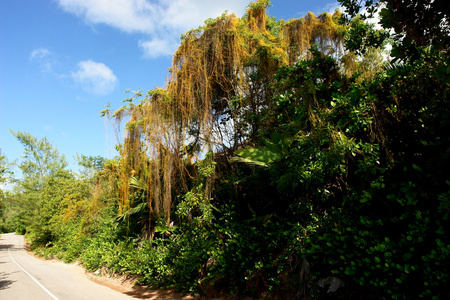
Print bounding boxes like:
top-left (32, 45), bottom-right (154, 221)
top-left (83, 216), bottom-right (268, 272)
top-left (0, 0), bottom-right (341, 175)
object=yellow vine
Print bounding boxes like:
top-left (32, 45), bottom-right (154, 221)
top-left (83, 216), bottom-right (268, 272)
top-left (104, 0), bottom-right (384, 230)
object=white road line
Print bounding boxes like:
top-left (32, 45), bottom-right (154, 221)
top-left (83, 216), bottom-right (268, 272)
top-left (8, 240), bottom-right (60, 300)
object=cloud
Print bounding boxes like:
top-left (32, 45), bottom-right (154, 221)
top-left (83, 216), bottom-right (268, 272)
top-left (292, 2), bottom-right (344, 19)
top-left (71, 60), bottom-right (118, 95)
top-left (30, 47), bottom-right (52, 60)
top-left (56, 0), bottom-right (249, 58)
top-left (30, 47), bottom-right (56, 73)
top-left (139, 38), bottom-right (179, 59)
top-left (322, 2), bottom-right (343, 14)
top-left (158, 0), bottom-right (247, 32)
top-left (57, 0), bottom-right (157, 33)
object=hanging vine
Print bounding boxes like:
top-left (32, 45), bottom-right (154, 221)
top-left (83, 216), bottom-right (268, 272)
top-left (101, 0), bottom-right (385, 236)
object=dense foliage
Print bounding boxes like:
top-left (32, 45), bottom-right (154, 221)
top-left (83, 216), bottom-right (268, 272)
top-left (1, 0), bottom-right (449, 299)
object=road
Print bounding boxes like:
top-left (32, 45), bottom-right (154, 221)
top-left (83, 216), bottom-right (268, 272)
top-left (0, 232), bottom-right (136, 300)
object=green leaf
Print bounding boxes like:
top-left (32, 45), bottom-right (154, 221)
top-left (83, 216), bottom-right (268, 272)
top-left (231, 147), bottom-right (282, 167)
top-left (155, 225), bottom-right (171, 233)
top-left (130, 176), bottom-right (148, 191)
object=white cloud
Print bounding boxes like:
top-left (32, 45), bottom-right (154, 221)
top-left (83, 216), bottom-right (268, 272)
top-left (30, 47), bottom-right (56, 73)
top-left (322, 2), bottom-right (343, 14)
top-left (57, 0), bottom-right (157, 33)
top-left (139, 38), bottom-right (179, 59)
top-left (158, 0), bottom-right (247, 32)
top-left (56, 0), bottom-right (249, 58)
top-left (291, 1), bottom-right (343, 18)
top-left (30, 47), bottom-right (52, 60)
top-left (71, 60), bottom-right (118, 95)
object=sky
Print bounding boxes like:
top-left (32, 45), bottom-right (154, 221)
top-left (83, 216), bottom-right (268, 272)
top-left (0, 0), bottom-right (341, 175)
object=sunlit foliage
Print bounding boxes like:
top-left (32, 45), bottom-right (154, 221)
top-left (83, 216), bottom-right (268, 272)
top-left (104, 0), bottom-right (364, 232)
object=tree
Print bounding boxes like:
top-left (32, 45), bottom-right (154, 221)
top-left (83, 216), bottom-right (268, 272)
top-left (104, 0), bottom-right (348, 229)
top-left (1, 150), bottom-right (11, 231)
top-left (29, 169), bottom-right (91, 246)
top-left (75, 154), bottom-right (106, 179)
top-left (10, 130), bottom-right (67, 192)
top-left (0, 149), bottom-right (13, 188)
top-left (339, 0), bottom-right (450, 61)
top-left (5, 131), bottom-right (68, 234)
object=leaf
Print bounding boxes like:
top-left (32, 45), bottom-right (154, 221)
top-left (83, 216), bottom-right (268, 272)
top-left (155, 225), bottom-right (170, 233)
top-left (99, 109), bottom-right (109, 117)
top-left (230, 155), bottom-right (269, 167)
top-left (114, 202), bottom-right (147, 225)
top-left (231, 147), bottom-right (282, 167)
top-left (130, 176), bottom-right (148, 191)
top-left (128, 202), bottom-right (148, 215)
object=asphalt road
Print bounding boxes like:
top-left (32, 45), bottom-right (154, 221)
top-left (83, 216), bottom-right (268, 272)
top-left (0, 232), bottom-right (136, 300)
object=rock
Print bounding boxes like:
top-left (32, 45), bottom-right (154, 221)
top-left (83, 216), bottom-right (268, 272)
top-left (317, 276), bottom-right (345, 293)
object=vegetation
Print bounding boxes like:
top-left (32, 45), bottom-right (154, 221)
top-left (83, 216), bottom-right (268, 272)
top-left (1, 0), bottom-right (449, 298)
